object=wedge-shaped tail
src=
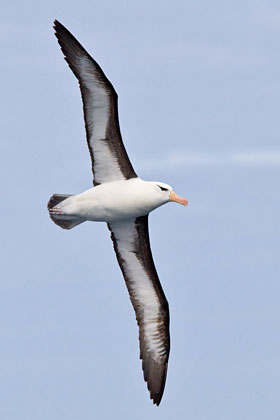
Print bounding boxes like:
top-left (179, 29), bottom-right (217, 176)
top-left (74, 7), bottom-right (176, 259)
top-left (48, 194), bottom-right (85, 230)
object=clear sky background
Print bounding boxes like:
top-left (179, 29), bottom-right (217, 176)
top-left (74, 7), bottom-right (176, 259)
top-left (1, 1), bottom-right (280, 419)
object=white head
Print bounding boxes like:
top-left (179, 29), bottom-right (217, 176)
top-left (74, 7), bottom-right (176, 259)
top-left (97, 178), bottom-right (188, 221)
top-left (147, 181), bottom-right (188, 208)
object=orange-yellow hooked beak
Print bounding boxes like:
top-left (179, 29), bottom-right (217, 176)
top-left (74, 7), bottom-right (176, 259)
top-left (169, 190), bottom-right (188, 206)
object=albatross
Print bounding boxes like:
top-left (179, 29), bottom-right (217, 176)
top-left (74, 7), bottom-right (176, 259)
top-left (48, 20), bottom-right (188, 406)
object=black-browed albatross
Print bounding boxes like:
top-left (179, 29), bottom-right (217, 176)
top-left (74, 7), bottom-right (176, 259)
top-left (48, 20), bottom-right (188, 406)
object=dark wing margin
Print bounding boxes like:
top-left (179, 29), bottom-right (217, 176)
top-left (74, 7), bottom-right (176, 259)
top-left (108, 216), bottom-right (170, 405)
top-left (53, 20), bottom-right (137, 185)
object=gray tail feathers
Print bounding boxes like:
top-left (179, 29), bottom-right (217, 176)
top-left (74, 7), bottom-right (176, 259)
top-left (47, 194), bottom-right (85, 230)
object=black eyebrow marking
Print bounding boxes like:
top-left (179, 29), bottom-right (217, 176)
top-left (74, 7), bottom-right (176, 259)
top-left (157, 185), bottom-right (168, 192)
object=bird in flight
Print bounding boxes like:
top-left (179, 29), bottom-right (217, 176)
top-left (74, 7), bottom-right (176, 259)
top-left (48, 20), bottom-right (188, 405)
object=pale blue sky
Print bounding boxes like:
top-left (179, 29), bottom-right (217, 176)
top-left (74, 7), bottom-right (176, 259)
top-left (1, 1), bottom-right (280, 419)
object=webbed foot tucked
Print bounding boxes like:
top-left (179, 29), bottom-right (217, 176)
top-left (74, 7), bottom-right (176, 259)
top-left (47, 194), bottom-right (85, 230)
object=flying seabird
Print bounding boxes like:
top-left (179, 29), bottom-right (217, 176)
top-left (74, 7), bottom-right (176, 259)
top-left (48, 20), bottom-right (188, 406)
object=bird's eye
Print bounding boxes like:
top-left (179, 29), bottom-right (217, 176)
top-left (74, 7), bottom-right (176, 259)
top-left (157, 185), bottom-right (168, 192)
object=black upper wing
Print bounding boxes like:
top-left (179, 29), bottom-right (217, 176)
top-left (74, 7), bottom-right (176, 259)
top-left (54, 20), bottom-right (137, 185)
top-left (108, 216), bottom-right (170, 405)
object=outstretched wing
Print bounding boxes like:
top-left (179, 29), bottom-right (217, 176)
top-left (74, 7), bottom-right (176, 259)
top-left (54, 20), bottom-right (137, 185)
top-left (108, 216), bottom-right (170, 405)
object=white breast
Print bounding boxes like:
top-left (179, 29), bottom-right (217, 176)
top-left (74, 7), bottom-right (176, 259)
top-left (59, 178), bottom-right (165, 222)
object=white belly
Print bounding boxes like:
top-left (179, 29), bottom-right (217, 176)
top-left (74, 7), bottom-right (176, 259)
top-left (58, 178), bottom-right (164, 222)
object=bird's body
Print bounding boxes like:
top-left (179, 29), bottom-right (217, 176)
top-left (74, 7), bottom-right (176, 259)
top-left (50, 178), bottom-right (173, 223)
top-left (48, 20), bottom-right (187, 405)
